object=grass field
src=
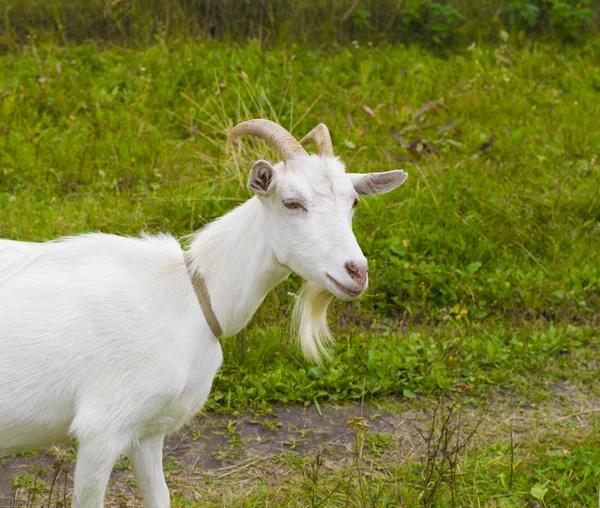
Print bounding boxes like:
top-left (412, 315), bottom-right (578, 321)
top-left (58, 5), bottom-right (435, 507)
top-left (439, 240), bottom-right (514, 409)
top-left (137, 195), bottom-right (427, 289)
top-left (1, 35), bottom-right (600, 506)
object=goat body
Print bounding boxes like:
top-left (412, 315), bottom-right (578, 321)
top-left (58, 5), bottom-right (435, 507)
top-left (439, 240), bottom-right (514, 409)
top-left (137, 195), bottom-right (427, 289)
top-left (1, 233), bottom-right (222, 452)
top-left (0, 233), bottom-right (223, 505)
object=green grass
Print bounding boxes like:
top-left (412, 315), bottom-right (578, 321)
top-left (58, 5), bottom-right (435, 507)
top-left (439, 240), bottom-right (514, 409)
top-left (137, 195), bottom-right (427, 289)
top-left (1, 37), bottom-right (600, 506)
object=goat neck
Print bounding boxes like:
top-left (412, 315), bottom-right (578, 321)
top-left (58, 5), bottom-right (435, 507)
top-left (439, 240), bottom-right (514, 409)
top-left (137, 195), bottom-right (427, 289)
top-left (186, 197), bottom-right (290, 337)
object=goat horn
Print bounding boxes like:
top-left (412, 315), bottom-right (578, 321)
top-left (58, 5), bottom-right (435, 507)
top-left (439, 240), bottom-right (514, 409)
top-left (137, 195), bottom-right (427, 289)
top-left (226, 119), bottom-right (307, 162)
top-left (300, 123), bottom-right (334, 157)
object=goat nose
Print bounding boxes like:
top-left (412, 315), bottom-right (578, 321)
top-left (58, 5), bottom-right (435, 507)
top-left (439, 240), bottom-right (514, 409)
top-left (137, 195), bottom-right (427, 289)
top-left (345, 261), bottom-right (368, 286)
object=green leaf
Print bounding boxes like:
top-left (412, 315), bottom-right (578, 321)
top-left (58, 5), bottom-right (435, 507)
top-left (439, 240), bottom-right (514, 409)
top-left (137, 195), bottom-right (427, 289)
top-left (530, 484), bottom-right (548, 501)
top-left (403, 388), bottom-right (417, 399)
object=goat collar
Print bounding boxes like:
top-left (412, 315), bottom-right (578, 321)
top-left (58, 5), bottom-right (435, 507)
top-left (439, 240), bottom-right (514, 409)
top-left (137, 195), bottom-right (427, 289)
top-left (183, 252), bottom-right (223, 338)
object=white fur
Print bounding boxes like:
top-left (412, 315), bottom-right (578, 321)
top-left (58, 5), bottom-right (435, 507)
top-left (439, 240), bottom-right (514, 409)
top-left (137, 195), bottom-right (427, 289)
top-left (0, 154), bottom-right (406, 507)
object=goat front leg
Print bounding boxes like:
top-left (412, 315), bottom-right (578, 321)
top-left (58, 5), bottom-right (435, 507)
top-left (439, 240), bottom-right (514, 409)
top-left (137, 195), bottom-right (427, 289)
top-left (129, 434), bottom-right (170, 508)
top-left (72, 433), bottom-right (131, 508)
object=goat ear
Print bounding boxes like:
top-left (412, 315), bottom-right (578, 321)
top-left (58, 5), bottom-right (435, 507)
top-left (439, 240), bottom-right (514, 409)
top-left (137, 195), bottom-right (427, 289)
top-left (248, 160), bottom-right (276, 196)
top-left (347, 170), bottom-right (408, 196)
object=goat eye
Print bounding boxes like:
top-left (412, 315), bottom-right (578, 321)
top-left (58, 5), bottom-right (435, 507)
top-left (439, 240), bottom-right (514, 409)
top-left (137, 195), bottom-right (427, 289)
top-left (353, 197), bottom-right (359, 209)
top-left (283, 200), bottom-right (302, 210)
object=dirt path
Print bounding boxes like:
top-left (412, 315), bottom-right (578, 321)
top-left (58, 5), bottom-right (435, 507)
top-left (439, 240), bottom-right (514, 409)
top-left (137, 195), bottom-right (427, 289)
top-left (2, 381), bottom-right (599, 507)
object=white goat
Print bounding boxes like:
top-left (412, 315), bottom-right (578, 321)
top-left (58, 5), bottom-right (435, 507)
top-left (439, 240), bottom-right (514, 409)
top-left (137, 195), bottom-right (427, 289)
top-left (0, 120), bottom-right (407, 507)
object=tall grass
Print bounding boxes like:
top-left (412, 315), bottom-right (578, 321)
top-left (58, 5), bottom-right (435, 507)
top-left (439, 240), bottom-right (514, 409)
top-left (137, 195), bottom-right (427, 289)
top-left (1, 0), bottom-right (599, 51)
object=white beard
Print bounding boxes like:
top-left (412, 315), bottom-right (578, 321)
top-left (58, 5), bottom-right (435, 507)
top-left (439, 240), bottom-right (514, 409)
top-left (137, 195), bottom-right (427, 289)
top-left (292, 282), bottom-right (334, 363)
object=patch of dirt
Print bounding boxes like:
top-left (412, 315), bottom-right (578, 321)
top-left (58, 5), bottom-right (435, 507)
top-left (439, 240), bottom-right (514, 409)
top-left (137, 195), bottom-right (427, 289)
top-left (170, 404), bottom-right (419, 469)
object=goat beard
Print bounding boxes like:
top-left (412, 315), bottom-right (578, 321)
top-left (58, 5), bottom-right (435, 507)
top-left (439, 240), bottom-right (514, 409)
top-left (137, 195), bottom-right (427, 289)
top-left (292, 282), bottom-right (334, 364)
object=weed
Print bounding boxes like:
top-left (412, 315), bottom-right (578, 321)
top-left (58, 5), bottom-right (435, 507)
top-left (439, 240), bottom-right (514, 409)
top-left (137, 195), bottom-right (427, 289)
top-left (46, 459), bottom-right (70, 508)
top-left (305, 452), bottom-right (323, 508)
top-left (249, 416), bottom-right (282, 432)
top-left (416, 393), bottom-right (487, 506)
top-left (10, 459), bottom-right (69, 508)
top-left (283, 437), bottom-right (297, 450)
top-left (365, 432), bottom-right (395, 457)
top-left (211, 420), bottom-right (245, 462)
top-left (273, 452), bottom-right (305, 471)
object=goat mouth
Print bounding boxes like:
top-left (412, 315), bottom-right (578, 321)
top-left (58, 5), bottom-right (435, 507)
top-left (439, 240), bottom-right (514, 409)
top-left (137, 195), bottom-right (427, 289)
top-left (325, 274), bottom-right (363, 298)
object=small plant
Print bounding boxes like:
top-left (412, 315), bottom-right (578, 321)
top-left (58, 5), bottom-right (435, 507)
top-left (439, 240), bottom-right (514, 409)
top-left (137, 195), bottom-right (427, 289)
top-left (46, 459), bottom-right (70, 507)
top-left (250, 416), bottom-right (282, 432)
top-left (345, 416), bottom-right (382, 506)
top-left (303, 451), bottom-right (345, 508)
top-left (10, 459), bottom-right (70, 508)
top-left (11, 472), bottom-right (44, 508)
top-left (416, 393), bottom-right (487, 507)
top-left (273, 451), bottom-right (305, 471)
top-left (114, 459), bottom-right (131, 470)
top-left (211, 420), bottom-right (246, 462)
top-left (284, 436), bottom-right (297, 450)
top-left (305, 452), bottom-right (323, 508)
top-left (347, 416), bottom-right (369, 460)
top-left (365, 432), bottom-right (395, 456)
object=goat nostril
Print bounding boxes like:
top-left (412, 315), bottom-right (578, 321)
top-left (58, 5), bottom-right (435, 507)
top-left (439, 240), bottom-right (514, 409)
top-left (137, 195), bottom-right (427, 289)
top-left (345, 261), bottom-right (367, 284)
